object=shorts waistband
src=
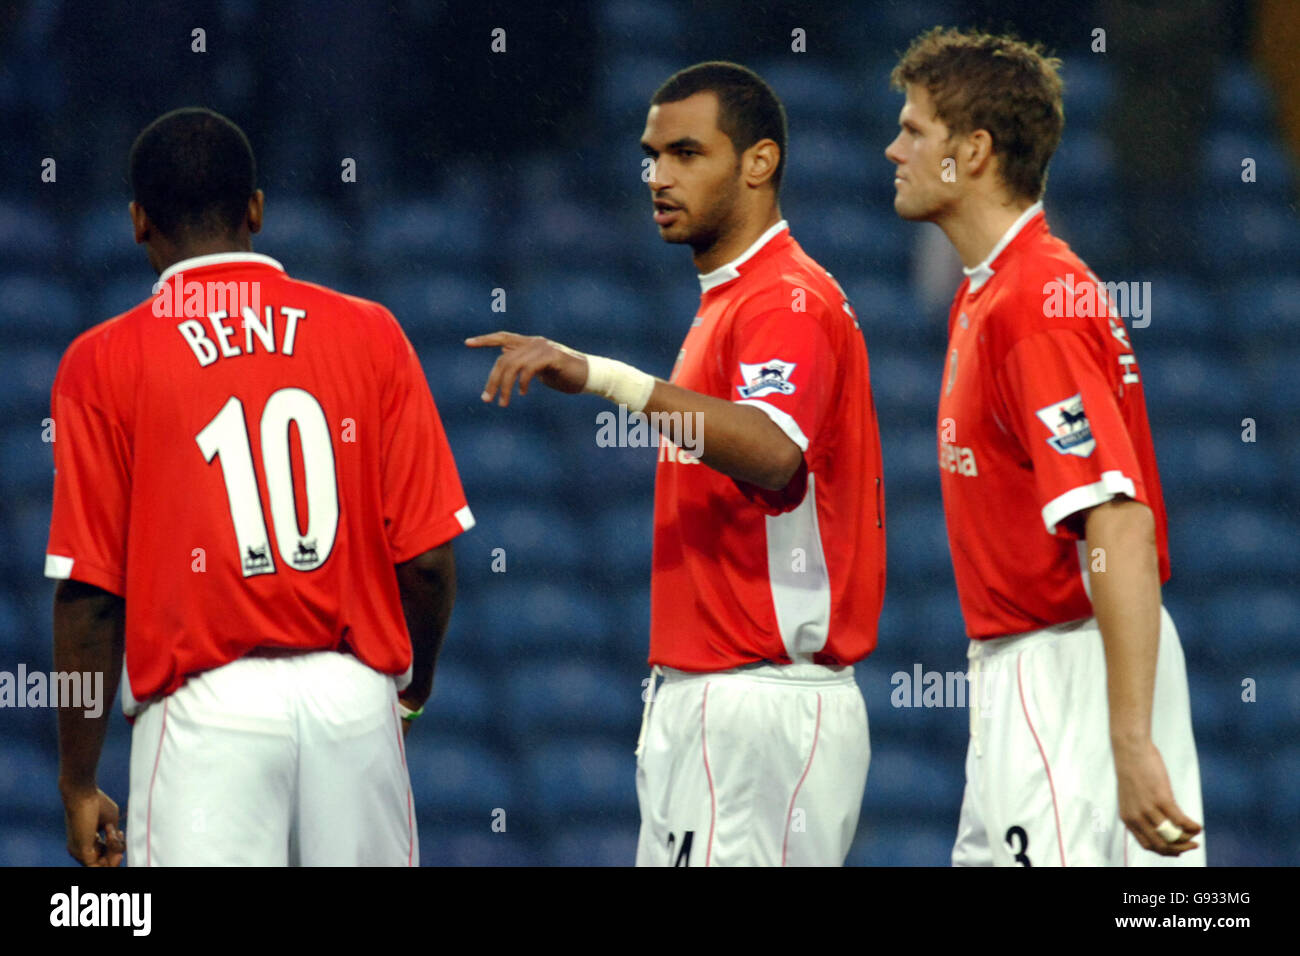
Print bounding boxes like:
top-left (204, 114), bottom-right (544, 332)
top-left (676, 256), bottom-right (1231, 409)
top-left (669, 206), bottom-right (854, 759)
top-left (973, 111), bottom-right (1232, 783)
top-left (967, 615), bottom-right (1099, 660)
top-left (658, 659), bottom-right (856, 686)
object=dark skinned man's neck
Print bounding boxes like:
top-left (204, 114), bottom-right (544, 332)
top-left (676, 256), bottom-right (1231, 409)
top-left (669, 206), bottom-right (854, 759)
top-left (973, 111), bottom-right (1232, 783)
top-left (150, 234), bottom-right (253, 276)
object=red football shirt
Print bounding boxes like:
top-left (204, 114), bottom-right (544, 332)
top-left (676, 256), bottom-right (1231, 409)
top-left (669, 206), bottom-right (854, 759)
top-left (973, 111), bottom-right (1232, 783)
top-left (45, 252), bottom-right (474, 710)
top-left (650, 221), bottom-right (886, 671)
top-left (937, 203), bottom-right (1170, 639)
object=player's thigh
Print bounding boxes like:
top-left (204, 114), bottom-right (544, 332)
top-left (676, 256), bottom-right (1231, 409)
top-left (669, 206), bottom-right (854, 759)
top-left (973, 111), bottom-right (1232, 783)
top-left (293, 653), bottom-right (416, 866)
top-left (777, 681), bottom-right (870, 867)
top-left (127, 680), bottom-right (296, 866)
top-left (635, 678), bottom-right (713, 867)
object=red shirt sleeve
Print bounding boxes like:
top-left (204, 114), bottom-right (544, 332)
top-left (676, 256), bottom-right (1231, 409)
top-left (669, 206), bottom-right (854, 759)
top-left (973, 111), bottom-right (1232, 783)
top-left (379, 318), bottom-right (474, 562)
top-left (45, 337), bottom-right (131, 596)
top-left (724, 306), bottom-right (837, 514)
top-left (994, 329), bottom-right (1148, 538)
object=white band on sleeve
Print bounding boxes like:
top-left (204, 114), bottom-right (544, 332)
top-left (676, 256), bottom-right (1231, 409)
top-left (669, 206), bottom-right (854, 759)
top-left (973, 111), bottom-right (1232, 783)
top-left (583, 355), bottom-right (656, 414)
top-left (1041, 470), bottom-right (1137, 534)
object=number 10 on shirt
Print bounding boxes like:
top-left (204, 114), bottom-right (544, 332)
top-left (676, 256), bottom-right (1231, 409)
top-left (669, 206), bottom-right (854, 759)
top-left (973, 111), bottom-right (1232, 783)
top-left (195, 386), bottom-right (339, 577)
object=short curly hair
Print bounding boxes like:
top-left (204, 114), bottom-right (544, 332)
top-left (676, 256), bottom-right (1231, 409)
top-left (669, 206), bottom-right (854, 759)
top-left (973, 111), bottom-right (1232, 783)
top-left (891, 27), bottom-right (1064, 202)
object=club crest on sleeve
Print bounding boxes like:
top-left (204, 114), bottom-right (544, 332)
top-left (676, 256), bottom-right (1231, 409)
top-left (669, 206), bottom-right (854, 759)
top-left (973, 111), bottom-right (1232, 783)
top-left (737, 359), bottom-right (796, 398)
top-left (1035, 393), bottom-right (1095, 457)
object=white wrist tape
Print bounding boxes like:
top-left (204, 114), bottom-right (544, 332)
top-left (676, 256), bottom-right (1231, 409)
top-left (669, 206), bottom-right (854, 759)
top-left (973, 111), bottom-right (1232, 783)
top-left (582, 354), bottom-right (656, 414)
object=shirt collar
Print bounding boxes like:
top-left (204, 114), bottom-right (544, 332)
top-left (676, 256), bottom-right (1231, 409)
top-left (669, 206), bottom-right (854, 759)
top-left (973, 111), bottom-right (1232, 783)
top-left (962, 201), bottom-right (1044, 293)
top-left (157, 251), bottom-right (285, 286)
top-left (697, 219), bottom-right (789, 294)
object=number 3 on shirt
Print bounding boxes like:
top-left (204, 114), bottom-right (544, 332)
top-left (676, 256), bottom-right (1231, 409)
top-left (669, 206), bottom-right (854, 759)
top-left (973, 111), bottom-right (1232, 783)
top-left (196, 387), bottom-right (339, 577)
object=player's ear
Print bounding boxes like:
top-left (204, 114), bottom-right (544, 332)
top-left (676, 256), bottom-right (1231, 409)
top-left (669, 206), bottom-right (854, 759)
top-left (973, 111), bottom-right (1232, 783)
top-left (129, 201), bottom-right (150, 246)
top-left (743, 139), bottom-right (781, 189)
top-left (963, 129), bottom-right (995, 177)
top-left (247, 189), bottom-right (265, 235)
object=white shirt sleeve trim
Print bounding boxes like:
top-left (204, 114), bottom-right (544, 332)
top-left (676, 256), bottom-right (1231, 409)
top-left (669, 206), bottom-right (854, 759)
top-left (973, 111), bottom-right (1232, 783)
top-left (1041, 470), bottom-right (1137, 534)
top-left (455, 505), bottom-right (476, 532)
top-left (737, 399), bottom-right (809, 453)
top-left (44, 554), bottom-right (74, 579)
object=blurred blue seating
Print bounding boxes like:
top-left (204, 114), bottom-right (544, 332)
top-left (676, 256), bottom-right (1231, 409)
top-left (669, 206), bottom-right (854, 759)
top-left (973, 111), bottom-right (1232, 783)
top-left (0, 591), bottom-right (24, 654)
top-left (6, 501), bottom-right (52, 577)
top-left (424, 663), bottom-right (494, 734)
top-left (1047, 200), bottom-right (1121, 269)
top-left (1126, 274), bottom-right (1217, 342)
top-left (1170, 507), bottom-right (1300, 581)
top-left (1214, 63), bottom-right (1277, 135)
top-left (884, 504), bottom-right (954, 585)
top-left (796, 206), bottom-right (910, 274)
top-left (1201, 589), bottom-right (1300, 659)
top-left (1203, 132), bottom-right (1295, 199)
top-left (847, 824), bottom-right (955, 866)
top-left (880, 426), bottom-right (940, 497)
top-left (513, 272), bottom-right (653, 342)
top-left (595, 0), bottom-right (685, 56)
top-left (1269, 748), bottom-right (1300, 826)
top-left (0, 275), bottom-right (82, 344)
top-left (1059, 57), bottom-right (1115, 129)
top-left (1197, 201), bottom-right (1300, 275)
top-left (0, 827), bottom-right (72, 867)
top-left (0, 425), bottom-right (54, 495)
top-left (863, 348), bottom-right (936, 423)
top-left (1226, 274), bottom-right (1300, 342)
top-left (1139, 350), bottom-right (1247, 423)
top-left (1154, 428), bottom-right (1277, 500)
top-left (76, 200), bottom-right (139, 271)
top-left (256, 196), bottom-right (351, 267)
top-left (546, 824), bottom-right (638, 866)
top-left (596, 54), bottom-right (677, 120)
top-left (478, 582), bottom-right (613, 658)
top-left (523, 737), bottom-right (638, 819)
top-left (381, 273), bottom-right (490, 340)
top-left (503, 660), bottom-right (642, 740)
top-left (861, 746), bottom-right (964, 815)
top-left (1048, 129), bottom-right (1116, 199)
top-left (0, 203), bottom-right (62, 266)
top-left (1197, 748), bottom-right (1258, 820)
top-left (92, 276), bottom-right (153, 324)
top-left (363, 201), bottom-right (487, 268)
top-left (590, 505), bottom-right (654, 583)
top-left (0, 742), bottom-right (59, 819)
top-left (405, 738), bottom-right (515, 819)
top-left (752, 62), bottom-right (857, 123)
top-left (418, 826), bottom-right (539, 866)
top-left (453, 425), bottom-right (571, 497)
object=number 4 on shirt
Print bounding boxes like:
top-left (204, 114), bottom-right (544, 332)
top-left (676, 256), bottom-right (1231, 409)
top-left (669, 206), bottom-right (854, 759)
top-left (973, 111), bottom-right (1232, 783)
top-left (196, 387), bottom-right (339, 577)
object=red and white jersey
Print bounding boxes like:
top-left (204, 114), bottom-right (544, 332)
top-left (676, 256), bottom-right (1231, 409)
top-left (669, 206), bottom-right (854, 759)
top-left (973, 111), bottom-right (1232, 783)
top-left (650, 221), bottom-right (886, 671)
top-left (46, 252), bottom-right (474, 710)
top-left (937, 203), bottom-right (1170, 639)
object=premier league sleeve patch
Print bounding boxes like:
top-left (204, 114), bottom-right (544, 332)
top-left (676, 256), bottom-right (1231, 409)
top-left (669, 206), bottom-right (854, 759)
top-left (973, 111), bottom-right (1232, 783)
top-left (1035, 393), bottom-right (1096, 457)
top-left (737, 359), bottom-right (797, 399)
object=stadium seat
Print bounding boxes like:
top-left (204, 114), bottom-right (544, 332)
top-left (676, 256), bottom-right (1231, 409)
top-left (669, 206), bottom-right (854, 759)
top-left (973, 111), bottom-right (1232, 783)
top-left (476, 581), bottom-right (613, 658)
top-left (1197, 201), bottom-right (1300, 276)
top-left (1197, 748), bottom-right (1258, 822)
top-left (861, 746), bottom-right (965, 815)
top-left (864, 348), bottom-right (938, 426)
top-left (405, 737), bottom-right (516, 820)
top-left (0, 827), bottom-right (74, 867)
top-left (0, 742), bottom-right (60, 818)
top-left (1048, 128), bottom-right (1117, 200)
top-left (381, 273), bottom-right (492, 340)
top-left (1170, 507), bottom-right (1300, 583)
top-left (513, 271), bottom-right (653, 342)
top-left (417, 825), bottom-right (539, 866)
top-left (795, 206), bottom-right (911, 274)
top-left (0, 275), bottom-right (82, 345)
top-left (423, 663), bottom-right (494, 735)
top-left (0, 424), bottom-right (54, 496)
top-left (503, 660), bottom-right (643, 741)
top-left (879, 427), bottom-right (941, 501)
top-left (91, 276), bottom-right (153, 325)
top-left (884, 504), bottom-right (955, 587)
top-left (847, 824), bottom-right (956, 867)
top-left (522, 737), bottom-right (639, 820)
top-left (76, 200), bottom-right (141, 271)
top-left (1203, 132), bottom-right (1295, 199)
top-left (452, 424), bottom-right (571, 497)
top-left (254, 196), bottom-right (350, 268)
top-left (590, 504), bottom-right (655, 583)
top-left (1139, 350), bottom-right (1248, 425)
top-left (1154, 428), bottom-right (1278, 500)
top-left (1214, 62), bottom-right (1278, 135)
top-left (546, 824), bottom-right (639, 866)
top-left (0, 203), bottom-right (62, 267)
top-left (1227, 275), bottom-right (1300, 343)
top-left (1201, 588), bottom-right (1300, 659)
top-left (1057, 56), bottom-right (1115, 129)
top-left (362, 201), bottom-right (487, 270)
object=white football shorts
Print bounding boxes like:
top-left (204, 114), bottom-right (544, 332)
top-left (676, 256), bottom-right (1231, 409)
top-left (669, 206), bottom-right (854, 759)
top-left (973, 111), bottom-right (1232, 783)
top-left (952, 606), bottom-right (1205, 867)
top-left (126, 649), bottom-right (417, 866)
top-left (635, 660), bottom-right (869, 867)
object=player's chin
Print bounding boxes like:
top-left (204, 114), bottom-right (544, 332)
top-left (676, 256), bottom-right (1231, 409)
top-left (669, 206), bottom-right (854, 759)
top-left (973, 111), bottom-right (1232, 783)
top-left (892, 195), bottom-right (931, 222)
top-left (657, 221), bottom-right (693, 244)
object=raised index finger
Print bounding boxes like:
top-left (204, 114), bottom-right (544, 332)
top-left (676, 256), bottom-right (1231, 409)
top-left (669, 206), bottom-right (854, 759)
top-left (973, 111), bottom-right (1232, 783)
top-left (465, 331), bottom-right (524, 348)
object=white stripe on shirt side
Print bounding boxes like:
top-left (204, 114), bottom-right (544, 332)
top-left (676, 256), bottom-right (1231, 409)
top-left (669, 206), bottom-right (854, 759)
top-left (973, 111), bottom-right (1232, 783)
top-left (765, 472), bottom-right (831, 658)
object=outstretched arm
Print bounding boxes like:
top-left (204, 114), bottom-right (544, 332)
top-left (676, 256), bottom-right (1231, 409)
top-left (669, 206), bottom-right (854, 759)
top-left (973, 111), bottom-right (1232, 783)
top-left (465, 332), bottom-right (801, 491)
